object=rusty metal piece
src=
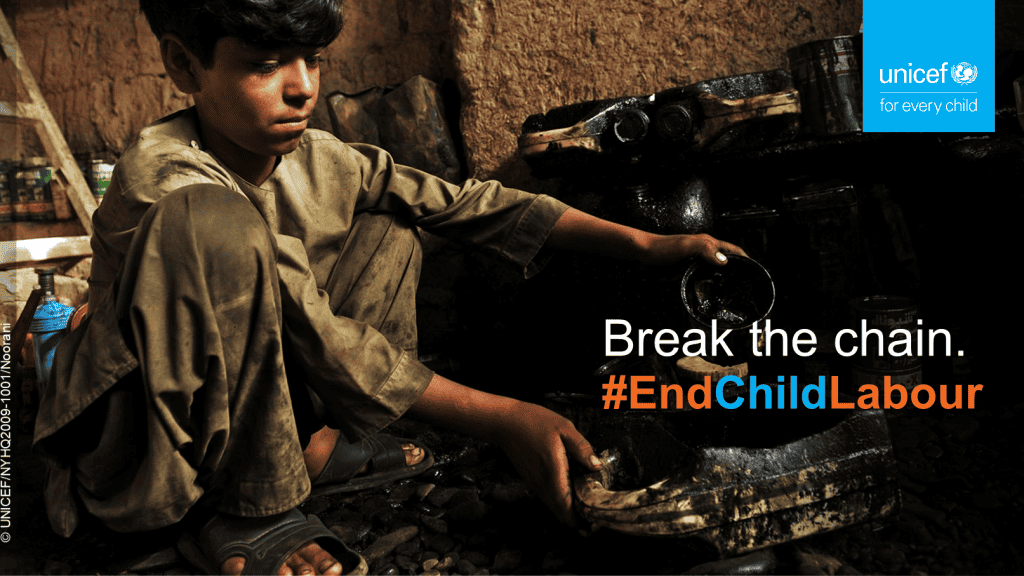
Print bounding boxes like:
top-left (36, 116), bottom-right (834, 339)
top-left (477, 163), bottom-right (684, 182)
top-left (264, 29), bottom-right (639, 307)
top-left (68, 302), bottom-right (88, 332)
top-left (572, 407), bottom-right (900, 557)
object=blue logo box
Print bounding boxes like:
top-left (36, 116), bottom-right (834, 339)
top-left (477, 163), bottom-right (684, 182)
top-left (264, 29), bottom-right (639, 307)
top-left (863, 0), bottom-right (993, 132)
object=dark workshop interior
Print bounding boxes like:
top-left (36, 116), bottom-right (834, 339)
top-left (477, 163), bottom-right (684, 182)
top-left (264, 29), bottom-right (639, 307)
top-left (0, 0), bottom-right (1018, 574)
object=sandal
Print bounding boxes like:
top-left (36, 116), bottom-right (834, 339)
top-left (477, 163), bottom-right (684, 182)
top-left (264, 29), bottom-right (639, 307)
top-left (177, 508), bottom-right (368, 575)
top-left (310, 434), bottom-right (434, 497)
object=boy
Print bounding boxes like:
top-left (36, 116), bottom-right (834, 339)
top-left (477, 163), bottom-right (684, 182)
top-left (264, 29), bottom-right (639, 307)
top-left (34, 0), bottom-right (743, 574)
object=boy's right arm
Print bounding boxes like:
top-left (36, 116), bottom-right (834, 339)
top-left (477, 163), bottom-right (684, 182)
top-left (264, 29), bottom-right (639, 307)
top-left (405, 374), bottom-right (601, 526)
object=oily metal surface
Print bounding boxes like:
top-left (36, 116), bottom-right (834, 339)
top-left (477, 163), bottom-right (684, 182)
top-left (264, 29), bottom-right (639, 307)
top-left (573, 406), bottom-right (899, 555)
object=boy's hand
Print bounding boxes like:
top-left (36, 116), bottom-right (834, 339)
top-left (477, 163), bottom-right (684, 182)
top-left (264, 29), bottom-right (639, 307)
top-left (490, 401), bottom-right (601, 526)
top-left (407, 375), bottom-right (600, 526)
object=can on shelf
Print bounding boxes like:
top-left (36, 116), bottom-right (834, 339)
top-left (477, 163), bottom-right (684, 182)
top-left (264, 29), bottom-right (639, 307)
top-left (88, 159), bottom-right (115, 205)
top-left (12, 167), bottom-right (34, 222)
top-left (16, 158), bottom-right (55, 221)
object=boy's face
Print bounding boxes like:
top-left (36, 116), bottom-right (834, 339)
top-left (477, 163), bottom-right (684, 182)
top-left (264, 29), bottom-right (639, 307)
top-left (190, 37), bottom-right (323, 168)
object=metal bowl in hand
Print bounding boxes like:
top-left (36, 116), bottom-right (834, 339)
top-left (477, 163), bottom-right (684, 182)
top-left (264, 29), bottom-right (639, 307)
top-left (680, 254), bottom-right (775, 363)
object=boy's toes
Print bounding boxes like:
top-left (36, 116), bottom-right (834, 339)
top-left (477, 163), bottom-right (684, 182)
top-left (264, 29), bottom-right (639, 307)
top-left (403, 443), bottom-right (424, 466)
top-left (289, 541), bottom-right (342, 575)
top-left (220, 543), bottom-right (342, 575)
top-left (221, 556), bottom-right (247, 575)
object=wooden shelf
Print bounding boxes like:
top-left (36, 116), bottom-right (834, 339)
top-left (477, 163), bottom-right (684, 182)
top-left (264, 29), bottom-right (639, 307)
top-left (0, 234), bottom-right (91, 271)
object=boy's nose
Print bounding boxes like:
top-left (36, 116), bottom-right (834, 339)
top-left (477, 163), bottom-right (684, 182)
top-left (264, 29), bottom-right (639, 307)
top-left (284, 60), bottom-right (317, 102)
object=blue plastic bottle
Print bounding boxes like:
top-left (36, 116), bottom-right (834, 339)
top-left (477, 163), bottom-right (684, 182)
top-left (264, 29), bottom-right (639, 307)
top-left (30, 268), bottom-right (74, 396)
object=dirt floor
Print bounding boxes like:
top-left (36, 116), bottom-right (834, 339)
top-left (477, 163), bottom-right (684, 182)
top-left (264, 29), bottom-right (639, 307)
top-left (0, 357), bottom-right (1019, 575)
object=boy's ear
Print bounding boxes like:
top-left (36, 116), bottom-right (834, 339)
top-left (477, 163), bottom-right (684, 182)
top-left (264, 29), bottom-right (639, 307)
top-left (160, 34), bottom-right (202, 94)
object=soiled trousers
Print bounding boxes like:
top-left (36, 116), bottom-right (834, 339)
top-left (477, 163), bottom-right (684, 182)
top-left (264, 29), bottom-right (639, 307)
top-left (67, 184), bottom-right (422, 531)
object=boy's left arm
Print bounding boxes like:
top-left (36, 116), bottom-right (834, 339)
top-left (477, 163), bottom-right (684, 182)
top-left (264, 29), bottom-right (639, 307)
top-left (546, 207), bottom-right (747, 265)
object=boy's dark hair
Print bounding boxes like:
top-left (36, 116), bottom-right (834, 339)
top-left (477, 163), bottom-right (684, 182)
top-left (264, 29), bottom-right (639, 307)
top-left (139, 0), bottom-right (344, 67)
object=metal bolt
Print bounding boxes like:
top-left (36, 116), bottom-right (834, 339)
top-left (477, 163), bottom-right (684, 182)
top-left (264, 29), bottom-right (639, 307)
top-left (612, 109), bottom-right (650, 143)
top-left (655, 103), bottom-right (693, 141)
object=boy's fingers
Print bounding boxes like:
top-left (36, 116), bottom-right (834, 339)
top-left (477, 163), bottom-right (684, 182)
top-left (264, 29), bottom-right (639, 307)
top-left (719, 240), bottom-right (748, 258)
top-left (702, 239), bottom-right (747, 265)
top-left (562, 429), bottom-right (601, 471)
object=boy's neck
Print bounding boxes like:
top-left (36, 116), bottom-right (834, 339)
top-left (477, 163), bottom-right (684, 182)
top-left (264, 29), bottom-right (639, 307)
top-left (194, 109), bottom-right (278, 186)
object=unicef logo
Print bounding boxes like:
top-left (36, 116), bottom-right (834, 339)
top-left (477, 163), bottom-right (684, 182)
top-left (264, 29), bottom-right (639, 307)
top-left (951, 62), bottom-right (978, 85)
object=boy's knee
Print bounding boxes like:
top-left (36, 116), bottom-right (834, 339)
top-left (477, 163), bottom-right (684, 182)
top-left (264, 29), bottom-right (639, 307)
top-left (148, 183), bottom-right (273, 256)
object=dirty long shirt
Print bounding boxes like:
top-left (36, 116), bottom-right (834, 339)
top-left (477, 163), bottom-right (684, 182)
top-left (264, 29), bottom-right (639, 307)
top-left (33, 107), bottom-right (569, 533)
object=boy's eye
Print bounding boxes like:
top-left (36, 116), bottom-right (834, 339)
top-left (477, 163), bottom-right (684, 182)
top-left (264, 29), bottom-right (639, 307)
top-left (254, 60), bottom-right (281, 73)
top-left (251, 55), bottom-right (321, 74)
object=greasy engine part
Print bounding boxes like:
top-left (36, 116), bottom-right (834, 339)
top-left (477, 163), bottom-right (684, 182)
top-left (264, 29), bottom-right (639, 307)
top-left (571, 403), bottom-right (900, 558)
top-left (519, 69), bottom-right (801, 177)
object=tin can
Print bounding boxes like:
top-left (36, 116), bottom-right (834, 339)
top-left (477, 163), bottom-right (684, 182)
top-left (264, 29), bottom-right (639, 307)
top-left (783, 182), bottom-right (864, 332)
top-left (15, 161), bottom-right (54, 221)
top-left (12, 168), bottom-right (34, 221)
top-left (848, 295), bottom-right (923, 390)
top-left (786, 34), bottom-right (863, 136)
top-left (88, 159), bottom-right (115, 204)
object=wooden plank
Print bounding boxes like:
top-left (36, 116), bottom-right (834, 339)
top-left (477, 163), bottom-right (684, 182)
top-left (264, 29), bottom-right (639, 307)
top-left (0, 8), bottom-right (96, 233)
top-left (0, 235), bottom-right (92, 271)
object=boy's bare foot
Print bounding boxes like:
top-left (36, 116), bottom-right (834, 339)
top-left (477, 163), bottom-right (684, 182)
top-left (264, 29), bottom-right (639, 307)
top-left (302, 426), bottom-right (425, 479)
top-left (219, 427), bottom-right (421, 574)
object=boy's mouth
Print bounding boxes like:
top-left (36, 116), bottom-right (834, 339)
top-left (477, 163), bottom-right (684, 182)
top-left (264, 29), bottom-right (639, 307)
top-left (277, 116), bottom-right (310, 128)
